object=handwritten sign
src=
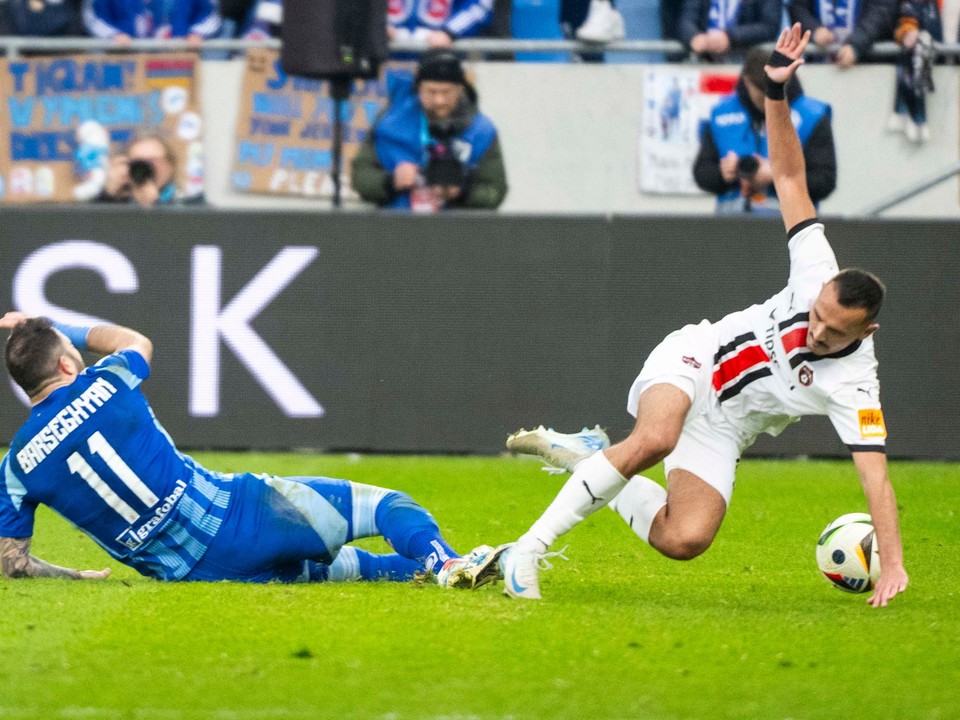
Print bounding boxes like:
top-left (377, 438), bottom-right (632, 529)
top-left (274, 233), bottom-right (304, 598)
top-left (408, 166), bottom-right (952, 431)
top-left (639, 67), bottom-right (738, 195)
top-left (0, 53), bottom-right (203, 203)
top-left (231, 49), bottom-right (398, 199)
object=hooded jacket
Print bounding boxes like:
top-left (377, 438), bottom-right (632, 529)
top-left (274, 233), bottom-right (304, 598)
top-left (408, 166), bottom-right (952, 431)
top-left (693, 77), bottom-right (837, 212)
top-left (351, 73), bottom-right (507, 210)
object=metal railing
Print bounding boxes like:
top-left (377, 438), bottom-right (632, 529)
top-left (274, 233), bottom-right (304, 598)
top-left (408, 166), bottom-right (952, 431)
top-left (1, 35), bottom-right (960, 60)
top-left (860, 161), bottom-right (960, 216)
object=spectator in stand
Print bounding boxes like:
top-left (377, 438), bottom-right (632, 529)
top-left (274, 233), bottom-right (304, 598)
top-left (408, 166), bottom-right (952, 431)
top-left (3, 0), bottom-right (84, 37)
top-left (693, 46), bottom-right (836, 214)
top-left (388, 0), bottom-right (494, 48)
top-left (787, 0), bottom-right (898, 67)
top-left (351, 50), bottom-right (507, 211)
top-left (889, 0), bottom-right (945, 140)
top-left (679, 0), bottom-right (781, 60)
top-left (82, 0), bottom-right (222, 46)
top-left (562, 0), bottom-right (625, 42)
top-left (96, 130), bottom-right (202, 207)
top-left (240, 0), bottom-right (281, 39)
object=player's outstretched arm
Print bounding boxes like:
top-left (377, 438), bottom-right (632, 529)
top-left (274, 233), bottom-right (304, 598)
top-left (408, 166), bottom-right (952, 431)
top-left (764, 23), bottom-right (817, 233)
top-left (86, 325), bottom-right (153, 366)
top-left (851, 451), bottom-right (909, 607)
top-left (0, 312), bottom-right (153, 367)
top-left (1, 536), bottom-right (110, 580)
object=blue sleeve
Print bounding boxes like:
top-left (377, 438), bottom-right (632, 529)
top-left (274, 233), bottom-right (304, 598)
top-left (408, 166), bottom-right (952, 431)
top-left (444, 0), bottom-right (494, 37)
top-left (91, 349), bottom-right (151, 389)
top-left (83, 0), bottom-right (125, 37)
top-left (0, 456), bottom-right (35, 539)
top-left (188, 0), bottom-right (222, 37)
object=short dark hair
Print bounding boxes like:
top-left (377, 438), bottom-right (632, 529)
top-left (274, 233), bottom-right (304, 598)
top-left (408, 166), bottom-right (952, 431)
top-left (743, 47), bottom-right (770, 90)
top-left (832, 268), bottom-right (886, 323)
top-left (5, 317), bottom-right (64, 397)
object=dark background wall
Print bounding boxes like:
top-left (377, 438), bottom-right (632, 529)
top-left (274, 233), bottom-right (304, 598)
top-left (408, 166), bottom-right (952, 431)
top-left (0, 208), bottom-right (955, 459)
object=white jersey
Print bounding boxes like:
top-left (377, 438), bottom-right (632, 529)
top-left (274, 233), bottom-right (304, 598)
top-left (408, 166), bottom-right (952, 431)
top-left (708, 220), bottom-right (886, 451)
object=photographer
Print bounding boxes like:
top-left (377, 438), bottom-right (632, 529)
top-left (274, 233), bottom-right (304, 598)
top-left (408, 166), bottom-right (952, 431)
top-left (351, 51), bottom-right (508, 211)
top-left (692, 46), bottom-right (836, 215)
top-left (97, 132), bottom-right (185, 208)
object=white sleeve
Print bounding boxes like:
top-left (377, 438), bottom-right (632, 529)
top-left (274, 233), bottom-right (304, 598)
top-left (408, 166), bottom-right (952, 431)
top-left (826, 379), bottom-right (887, 452)
top-left (787, 221), bottom-right (839, 295)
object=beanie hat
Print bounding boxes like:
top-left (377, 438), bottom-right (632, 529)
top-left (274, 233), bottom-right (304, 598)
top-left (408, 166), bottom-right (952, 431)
top-left (415, 50), bottom-right (466, 86)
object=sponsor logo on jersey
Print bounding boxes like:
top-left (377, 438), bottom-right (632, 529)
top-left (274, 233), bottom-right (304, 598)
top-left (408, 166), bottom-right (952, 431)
top-left (858, 409), bottom-right (887, 439)
top-left (682, 355), bottom-right (701, 369)
top-left (388, 0), bottom-right (415, 21)
top-left (714, 111), bottom-right (746, 127)
top-left (798, 363), bottom-right (814, 386)
top-left (115, 478), bottom-right (188, 551)
top-left (418, 0), bottom-right (452, 24)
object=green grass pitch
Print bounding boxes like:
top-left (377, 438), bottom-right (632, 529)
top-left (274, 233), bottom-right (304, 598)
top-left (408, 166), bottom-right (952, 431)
top-left (2, 453), bottom-right (958, 720)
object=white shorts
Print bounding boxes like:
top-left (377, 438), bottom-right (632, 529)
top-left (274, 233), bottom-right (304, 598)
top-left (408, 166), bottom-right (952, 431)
top-left (626, 320), bottom-right (745, 506)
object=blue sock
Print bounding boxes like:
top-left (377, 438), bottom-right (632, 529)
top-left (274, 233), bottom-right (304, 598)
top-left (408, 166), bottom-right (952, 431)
top-left (355, 550), bottom-right (423, 582)
top-left (375, 491), bottom-right (460, 573)
top-left (317, 547), bottom-right (424, 582)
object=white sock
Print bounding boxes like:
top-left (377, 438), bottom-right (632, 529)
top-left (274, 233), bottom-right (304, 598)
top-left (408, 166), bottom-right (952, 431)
top-left (608, 475), bottom-right (667, 544)
top-left (519, 451), bottom-right (627, 551)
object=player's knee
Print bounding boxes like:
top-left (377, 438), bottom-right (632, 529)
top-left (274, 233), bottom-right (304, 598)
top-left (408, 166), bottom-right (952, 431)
top-left (656, 528), bottom-right (713, 560)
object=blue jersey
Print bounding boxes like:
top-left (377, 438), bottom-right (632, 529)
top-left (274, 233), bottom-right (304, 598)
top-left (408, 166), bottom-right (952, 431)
top-left (0, 351), bottom-right (231, 581)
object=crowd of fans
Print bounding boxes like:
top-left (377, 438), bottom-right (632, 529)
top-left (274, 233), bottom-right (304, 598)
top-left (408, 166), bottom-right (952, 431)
top-left (1, 0), bottom-right (954, 62)
top-left (0, 0), bottom-right (954, 212)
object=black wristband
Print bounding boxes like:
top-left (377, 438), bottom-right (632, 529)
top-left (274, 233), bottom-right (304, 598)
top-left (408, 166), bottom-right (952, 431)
top-left (768, 49), bottom-right (794, 67)
top-left (765, 51), bottom-right (793, 100)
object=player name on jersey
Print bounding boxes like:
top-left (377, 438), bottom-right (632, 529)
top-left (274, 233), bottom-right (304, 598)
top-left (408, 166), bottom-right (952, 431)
top-left (16, 377), bottom-right (119, 474)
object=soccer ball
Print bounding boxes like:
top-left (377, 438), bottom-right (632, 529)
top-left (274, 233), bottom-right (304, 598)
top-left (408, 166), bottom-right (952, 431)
top-left (815, 513), bottom-right (881, 593)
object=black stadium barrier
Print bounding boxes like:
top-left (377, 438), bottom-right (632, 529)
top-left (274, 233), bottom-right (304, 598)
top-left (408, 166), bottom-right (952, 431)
top-left (1, 207), bottom-right (956, 459)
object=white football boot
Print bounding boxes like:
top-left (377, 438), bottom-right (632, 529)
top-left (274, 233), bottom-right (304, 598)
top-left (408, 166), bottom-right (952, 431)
top-left (499, 543), bottom-right (569, 600)
top-left (506, 425), bottom-right (610, 474)
top-left (436, 544), bottom-right (511, 590)
top-left (575, 0), bottom-right (626, 42)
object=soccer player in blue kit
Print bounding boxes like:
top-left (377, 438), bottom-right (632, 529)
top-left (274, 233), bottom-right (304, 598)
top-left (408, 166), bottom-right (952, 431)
top-left (0, 312), bottom-right (504, 588)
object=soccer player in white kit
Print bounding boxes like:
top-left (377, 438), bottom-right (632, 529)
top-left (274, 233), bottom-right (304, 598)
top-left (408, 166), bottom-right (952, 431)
top-left (499, 24), bottom-right (909, 608)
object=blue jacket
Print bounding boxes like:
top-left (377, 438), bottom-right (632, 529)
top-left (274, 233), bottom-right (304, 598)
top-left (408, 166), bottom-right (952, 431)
top-left (707, 91), bottom-right (831, 210)
top-left (388, 0), bottom-right (493, 38)
top-left (83, 0), bottom-right (221, 38)
top-left (372, 74), bottom-right (499, 209)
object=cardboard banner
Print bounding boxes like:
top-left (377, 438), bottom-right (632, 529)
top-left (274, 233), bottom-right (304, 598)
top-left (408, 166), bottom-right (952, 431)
top-left (0, 53), bottom-right (203, 204)
top-left (231, 49), bottom-right (397, 199)
top-left (638, 67), bottom-right (738, 195)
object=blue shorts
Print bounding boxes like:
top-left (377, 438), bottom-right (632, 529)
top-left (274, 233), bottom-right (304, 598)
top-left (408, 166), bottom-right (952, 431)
top-left (185, 473), bottom-right (390, 582)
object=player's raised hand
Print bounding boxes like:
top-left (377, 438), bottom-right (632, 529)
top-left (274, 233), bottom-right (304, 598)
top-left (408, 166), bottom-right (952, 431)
top-left (0, 311), bottom-right (30, 330)
top-left (764, 23), bottom-right (811, 86)
top-left (867, 565), bottom-right (908, 608)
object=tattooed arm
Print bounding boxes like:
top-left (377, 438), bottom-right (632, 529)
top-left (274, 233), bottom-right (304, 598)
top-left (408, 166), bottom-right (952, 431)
top-left (1, 536), bottom-right (110, 580)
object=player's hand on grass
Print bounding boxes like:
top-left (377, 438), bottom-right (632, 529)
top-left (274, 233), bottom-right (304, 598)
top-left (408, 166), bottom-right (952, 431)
top-left (764, 23), bottom-right (811, 86)
top-left (78, 567), bottom-right (112, 580)
top-left (867, 565), bottom-right (908, 607)
top-left (0, 311), bottom-right (31, 330)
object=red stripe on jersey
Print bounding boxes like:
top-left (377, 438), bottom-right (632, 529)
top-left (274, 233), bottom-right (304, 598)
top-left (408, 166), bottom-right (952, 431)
top-left (781, 327), bottom-right (808, 354)
top-left (712, 344), bottom-right (770, 391)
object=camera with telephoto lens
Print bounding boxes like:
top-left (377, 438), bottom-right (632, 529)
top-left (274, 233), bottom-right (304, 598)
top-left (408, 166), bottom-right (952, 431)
top-left (423, 142), bottom-right (465, 190)
top-left (736, 155), bottom-right (759, 180)
top-left (127, 159), bottom-right (156, 187)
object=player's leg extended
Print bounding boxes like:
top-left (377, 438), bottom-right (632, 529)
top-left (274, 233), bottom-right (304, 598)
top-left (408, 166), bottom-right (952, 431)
top-left (309, 478), bottom-right (461, 575)
top-left (501, 384), bottom-right (690, 599)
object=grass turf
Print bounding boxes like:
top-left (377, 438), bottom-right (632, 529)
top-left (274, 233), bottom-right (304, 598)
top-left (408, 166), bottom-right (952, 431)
top-left (1, 453), bottom-right (958, 720)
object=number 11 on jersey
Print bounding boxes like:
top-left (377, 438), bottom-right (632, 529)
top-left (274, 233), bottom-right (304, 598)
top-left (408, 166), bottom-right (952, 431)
top-left (66, 431), bottom-right (159, 523)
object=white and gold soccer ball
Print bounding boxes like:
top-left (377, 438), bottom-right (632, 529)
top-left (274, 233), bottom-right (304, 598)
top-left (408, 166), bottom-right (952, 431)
top-left (815, 513), bottom-right (881, 593)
